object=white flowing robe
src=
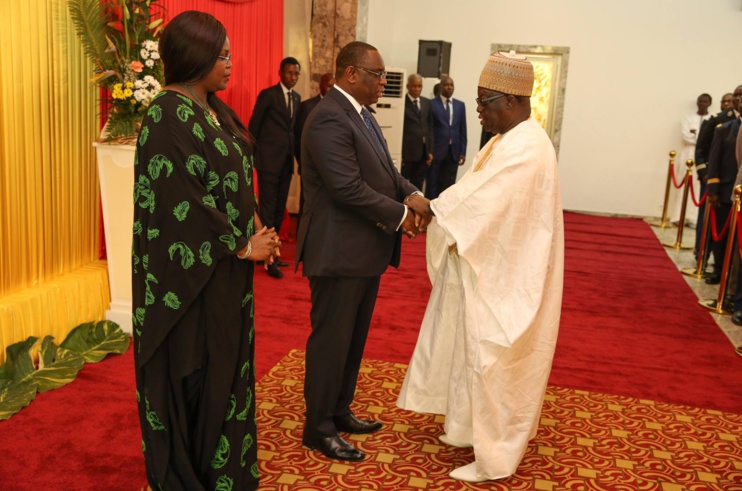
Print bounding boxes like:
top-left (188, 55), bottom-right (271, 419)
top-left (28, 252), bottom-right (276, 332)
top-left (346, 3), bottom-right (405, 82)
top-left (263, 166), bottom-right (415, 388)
top-left (397, 117), bottom-right (564, 480)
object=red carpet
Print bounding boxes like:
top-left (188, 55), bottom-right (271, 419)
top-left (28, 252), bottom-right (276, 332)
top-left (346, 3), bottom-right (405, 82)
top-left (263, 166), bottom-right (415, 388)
top-left (0, 212), bottom-right (739, 490)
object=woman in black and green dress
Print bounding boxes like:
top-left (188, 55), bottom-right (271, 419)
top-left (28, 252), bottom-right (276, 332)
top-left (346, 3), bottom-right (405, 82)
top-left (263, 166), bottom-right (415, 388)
top-left (132, 11), bottom-right (279, 490)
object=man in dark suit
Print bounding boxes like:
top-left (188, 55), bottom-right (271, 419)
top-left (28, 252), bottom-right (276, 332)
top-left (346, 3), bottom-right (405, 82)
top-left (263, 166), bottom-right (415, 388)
top-left (401, 74), bottom-right (433, 190)
top-left (705, 104), bottom-right (741, 286)
top-left (248, 57), bottom-right (302, 278)
top-left (427, 76), bottom-right (467, 199)
top-left (696, 85), bottom-right (741, 270)
top-left (296, 41), bottom-right (425, 461)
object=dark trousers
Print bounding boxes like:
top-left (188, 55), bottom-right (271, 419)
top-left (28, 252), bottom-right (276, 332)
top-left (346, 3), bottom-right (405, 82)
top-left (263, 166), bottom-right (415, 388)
top-left (425, 147), bottom-right (457, 199)
top-left (708, 202), bottom-right (732, 276)
top-left (257, 159), bottom-right (292, 233)
top-left (401, 158), bottom-right (427, 192)
top-left (303, 275), bottom-right (380, 439)
top-left (695, 179), bottom-right (707, 257)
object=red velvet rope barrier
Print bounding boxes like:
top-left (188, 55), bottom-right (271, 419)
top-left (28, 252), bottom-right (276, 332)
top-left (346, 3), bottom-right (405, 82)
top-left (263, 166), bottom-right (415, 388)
top-left (669, 162), bottom-right (685, 189)
top-left (736, 213), bottom-right (742, 260)
top-left (711, 206), bottom-right (732, 242)
top-left (689, 182), bottom-right (707, 207)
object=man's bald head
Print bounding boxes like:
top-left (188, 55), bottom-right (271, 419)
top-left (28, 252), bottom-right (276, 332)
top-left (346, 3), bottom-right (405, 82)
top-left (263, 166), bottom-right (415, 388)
top-left (407, 74), bottom-right (423, 99)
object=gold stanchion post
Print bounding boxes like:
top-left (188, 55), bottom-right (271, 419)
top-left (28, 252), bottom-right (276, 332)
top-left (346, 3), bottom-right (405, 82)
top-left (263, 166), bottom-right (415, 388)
top-left (648, 150), bottom-right (677, 228)
top-left (682, 187), bottom-right (712, 277)
top-left (663, 160), bottom-right (694, 250)
top-left (699, 185), bottom-right (741, 314)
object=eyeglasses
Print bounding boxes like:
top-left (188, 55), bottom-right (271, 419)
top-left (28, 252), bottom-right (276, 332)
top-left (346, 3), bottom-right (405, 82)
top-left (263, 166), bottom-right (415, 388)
top-left (217, 53), bottom-right (233, 63)
top-left (354, 66), bottom-right (387, 80)
top-left (476, 93), bottom-right (507, 106)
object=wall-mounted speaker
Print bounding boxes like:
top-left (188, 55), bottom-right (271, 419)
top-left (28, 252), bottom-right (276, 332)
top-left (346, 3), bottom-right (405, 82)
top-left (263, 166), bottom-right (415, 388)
top-left (417, 40), bottom-right (451, 78)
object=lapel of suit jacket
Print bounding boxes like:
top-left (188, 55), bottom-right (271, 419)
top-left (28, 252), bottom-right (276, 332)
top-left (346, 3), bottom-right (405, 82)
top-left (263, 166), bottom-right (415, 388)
top-left (329, 91), bottom-right (397, 181)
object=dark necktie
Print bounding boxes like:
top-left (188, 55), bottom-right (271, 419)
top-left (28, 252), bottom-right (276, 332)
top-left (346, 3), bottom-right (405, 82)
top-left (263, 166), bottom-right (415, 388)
top-left (287, 90), bottom-right (293, 116)
top-left (414, 99), bottom-right (420, 112)
top-left (445, 100), bottom-right (451, 126)
top-left (361, 107), bottom-right (384, 151)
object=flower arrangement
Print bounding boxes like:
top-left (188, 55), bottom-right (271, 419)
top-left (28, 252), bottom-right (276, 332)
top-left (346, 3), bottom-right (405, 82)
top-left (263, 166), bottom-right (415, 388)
top-left (68, 0), bottom-right (166, 140)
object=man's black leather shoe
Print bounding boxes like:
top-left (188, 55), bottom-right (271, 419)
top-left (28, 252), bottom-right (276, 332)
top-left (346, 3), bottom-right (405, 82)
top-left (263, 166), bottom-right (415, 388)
top-left (275, 259), bottom-right (290, 267)
top-left (334, 414), bottom-right (383, 434)
top-left (266, 262), bottom-right (283, 279)
top-left (732, 310), bottom-right (742, 326)
top-left (302, 435), bottom-right (365, 461)
top-left (705, 275), bottom-right (721, 285)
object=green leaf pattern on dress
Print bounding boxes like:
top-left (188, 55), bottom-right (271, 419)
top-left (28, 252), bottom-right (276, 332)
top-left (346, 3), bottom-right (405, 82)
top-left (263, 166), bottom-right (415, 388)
top-left (144, 273), bottom-right (158, 306)
top-left (205, 171), bottom-right (220, 192)
top-left (139, 126), bottom-right (149, 146)
top-left (147, 104), bottom-right (163, 123)
top-left (185, 154), bottom-right (207, 176)
top-left (199, 242), bottom-right (212, 266)
top-left (148, 155), bottom-right (174, 180)
top-left (173, 201), bottom-right (190, 221)
top-left (162, 291), bottom-right (181, 309)
top-left (203, 194), bottom-right (217, 208)
top-left (215, 475), bottom-right (233, 491)
top-left (193, 122), bottom-right (205, 142)
top-left (223, 171), bottom-right (238, 196)
top-left (210, 434), bottom-right (230, 469)
top-left (214, 138), bottom-right (228, 156)
top-left (133, 220), bottom-right (142, 235)
top-left (147, 228), bottom-right (160, 241)
top-left (240, 433), bottom-right (254, 468)
top-left (168, 242), bottom-right (195, 269)
top-left (225, 394), bottom-right (236, 421)
top-left (219, 235), bottom-right (236, 251)
top-left (145, 397), bottom-right (165, 431)
top-left (134, 175), bottom-right (155, 212)
top-left (177, 104), bottom-right (195, 122)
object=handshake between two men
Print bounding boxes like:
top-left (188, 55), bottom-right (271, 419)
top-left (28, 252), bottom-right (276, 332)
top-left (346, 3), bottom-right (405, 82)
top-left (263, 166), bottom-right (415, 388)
top-left (401, 194), bottom-right (435, 238)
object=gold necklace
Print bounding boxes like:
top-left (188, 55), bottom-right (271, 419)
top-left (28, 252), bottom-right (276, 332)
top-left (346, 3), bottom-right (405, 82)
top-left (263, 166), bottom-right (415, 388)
top-left (181, 83), bottom-right (220, 127)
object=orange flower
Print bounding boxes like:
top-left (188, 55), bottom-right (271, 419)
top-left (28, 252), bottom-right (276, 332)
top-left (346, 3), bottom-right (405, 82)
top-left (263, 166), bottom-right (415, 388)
top-left (130, 61), bottom-right (144, 73)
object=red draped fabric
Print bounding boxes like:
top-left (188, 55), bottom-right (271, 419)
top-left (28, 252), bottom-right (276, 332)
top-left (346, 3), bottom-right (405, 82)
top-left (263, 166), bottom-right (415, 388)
top-left (98, 0), bottom-right (284, 258)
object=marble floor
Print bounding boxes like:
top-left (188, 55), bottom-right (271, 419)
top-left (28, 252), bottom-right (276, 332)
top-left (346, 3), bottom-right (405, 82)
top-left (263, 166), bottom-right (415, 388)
top-left (649, 220), bottom-right (742, 351)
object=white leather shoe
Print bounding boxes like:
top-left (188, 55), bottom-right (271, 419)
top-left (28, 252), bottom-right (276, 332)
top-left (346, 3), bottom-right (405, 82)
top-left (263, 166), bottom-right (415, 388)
top-left (439, 433), bottom-right (472, 448)
top-left (449, 462), bottom-right (487, 482)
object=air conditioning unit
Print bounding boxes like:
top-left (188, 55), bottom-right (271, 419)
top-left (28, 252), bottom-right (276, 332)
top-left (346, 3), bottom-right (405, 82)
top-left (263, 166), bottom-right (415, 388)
top-left (373, 68), bottom-right (406, 172)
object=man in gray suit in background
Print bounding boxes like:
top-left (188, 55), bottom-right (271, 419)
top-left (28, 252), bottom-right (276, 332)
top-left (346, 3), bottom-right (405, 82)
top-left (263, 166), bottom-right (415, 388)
top-left (401, 74), bottom-right (433, 191)
top-left (296, 41), bottom-right (425, 462)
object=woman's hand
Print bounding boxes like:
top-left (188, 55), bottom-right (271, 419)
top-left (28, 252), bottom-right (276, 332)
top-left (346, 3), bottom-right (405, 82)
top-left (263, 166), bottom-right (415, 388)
top-left (247, 226), bottom-right (279, 262)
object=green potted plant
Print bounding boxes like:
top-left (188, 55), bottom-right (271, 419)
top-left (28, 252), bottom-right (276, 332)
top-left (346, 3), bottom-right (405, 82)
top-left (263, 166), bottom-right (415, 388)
top-left (68, 0), bottom-right (166, 141)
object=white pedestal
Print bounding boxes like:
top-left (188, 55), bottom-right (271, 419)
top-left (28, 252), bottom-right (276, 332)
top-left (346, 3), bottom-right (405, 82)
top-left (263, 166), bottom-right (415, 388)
top-left (94, 142), bottom-right (135, 334)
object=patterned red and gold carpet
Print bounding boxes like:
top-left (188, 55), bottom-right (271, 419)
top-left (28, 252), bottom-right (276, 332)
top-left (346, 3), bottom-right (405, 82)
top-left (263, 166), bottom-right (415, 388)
top-left (256, 350), bottom-right (742, 491)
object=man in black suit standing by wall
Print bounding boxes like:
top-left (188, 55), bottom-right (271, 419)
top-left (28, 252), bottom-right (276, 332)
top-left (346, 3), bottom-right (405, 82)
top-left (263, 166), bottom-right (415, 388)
top-left (249, 57), bottom-right (302, 278)
top-left (296, 41), bottom-right (426, 462)
top-left (696, 85), bottom-right (741, 273)
top-left (401, 74), bottom-right (433, 191)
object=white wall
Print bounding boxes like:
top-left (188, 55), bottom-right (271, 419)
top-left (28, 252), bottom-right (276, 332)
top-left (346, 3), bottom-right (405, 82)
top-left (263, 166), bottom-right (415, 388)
top-left (367, 0), bottom-right (742, 216)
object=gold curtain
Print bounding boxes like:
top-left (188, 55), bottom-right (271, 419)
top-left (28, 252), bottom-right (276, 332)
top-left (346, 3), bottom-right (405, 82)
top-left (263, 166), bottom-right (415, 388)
top-left (0, 1), bottom-right (106, 360)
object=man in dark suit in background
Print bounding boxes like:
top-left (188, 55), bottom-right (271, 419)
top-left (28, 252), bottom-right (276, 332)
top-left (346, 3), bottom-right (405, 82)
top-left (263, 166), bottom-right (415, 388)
top-left (427, 76), bottom-right (467, 199)
top-left (248, 57), bottom-right (302, 278)
top-left (296, 41), bottom-right (425, 462)
top-left (296, 73), bottom-right (336, 166)
top-left (401, 74), bottom-right (433, 191)
top-left (704, 87), bottom-right (741, 286)
top-left (696, 85), bottom-right (741, 266)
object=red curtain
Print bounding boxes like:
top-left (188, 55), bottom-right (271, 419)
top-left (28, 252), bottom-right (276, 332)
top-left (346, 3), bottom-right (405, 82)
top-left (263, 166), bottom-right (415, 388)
top-left (98, 0), bottom-right (283, 258)
top-left (158, 0), bottom-right (284, 125)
